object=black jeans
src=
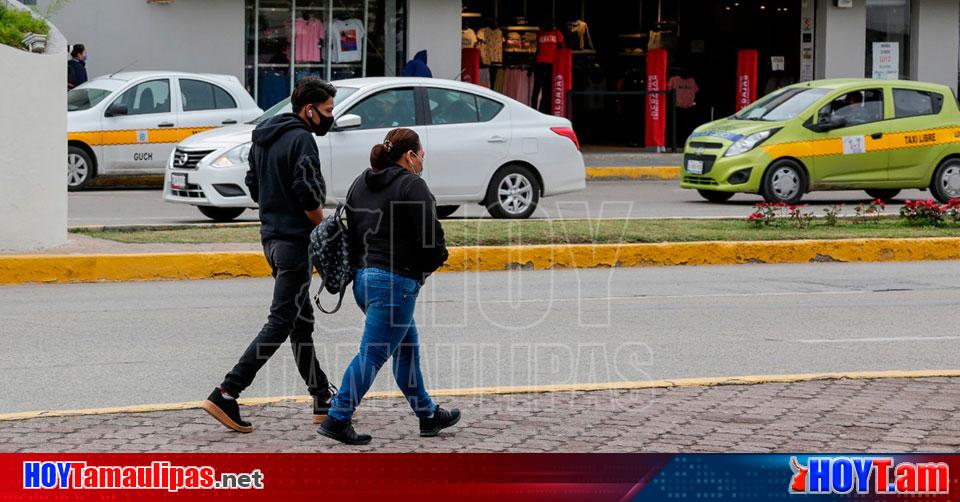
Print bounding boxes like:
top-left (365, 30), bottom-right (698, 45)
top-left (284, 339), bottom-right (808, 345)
top-left (530, 63), bottom-right (553, 113)
top-left (221, 238), bottom-right (329, 398)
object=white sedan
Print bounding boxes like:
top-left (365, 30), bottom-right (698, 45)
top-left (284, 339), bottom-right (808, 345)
top-left (163, 77), bottom-right (585, 220)
top-left (68, 71), bottom-right (262, 190)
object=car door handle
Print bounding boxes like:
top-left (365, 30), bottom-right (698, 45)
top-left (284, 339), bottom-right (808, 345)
top-left (871, 132), bottom-right (883, 140)
top-left (488, 136), bottom-right (507, 143)
top-left (222, 119), bottom-right (238, 125)
top-left (157, 122), bottom-right (175, 128)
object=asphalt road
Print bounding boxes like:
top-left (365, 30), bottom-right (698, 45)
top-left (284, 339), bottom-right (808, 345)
top-left (68, 182), bottom-right (933, 226)
top-left (2, 261), bottom-right (958, 413)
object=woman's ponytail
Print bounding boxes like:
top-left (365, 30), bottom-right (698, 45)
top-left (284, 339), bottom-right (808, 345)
top-left (368, 128), bottom-right (421, 170)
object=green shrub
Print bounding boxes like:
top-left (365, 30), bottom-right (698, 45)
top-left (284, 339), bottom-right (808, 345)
top-left (0, 3), bottom-right (50, 50)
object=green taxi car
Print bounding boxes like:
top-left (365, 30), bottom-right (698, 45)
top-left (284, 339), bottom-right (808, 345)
top-left (681, 79), bottom-right (960, 204)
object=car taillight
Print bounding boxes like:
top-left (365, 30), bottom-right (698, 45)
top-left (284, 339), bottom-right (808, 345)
top-left (551, 127), bottom-right (580, 150)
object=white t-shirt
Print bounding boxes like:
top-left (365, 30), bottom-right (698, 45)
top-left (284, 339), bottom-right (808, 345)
top-left (462, 28), bottom-right (478, 48)
top-left (333, 18), bottom-right (365, 63)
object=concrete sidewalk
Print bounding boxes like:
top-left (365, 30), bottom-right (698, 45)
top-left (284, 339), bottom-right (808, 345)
top-left (2, 377), bottom-right (957, 453)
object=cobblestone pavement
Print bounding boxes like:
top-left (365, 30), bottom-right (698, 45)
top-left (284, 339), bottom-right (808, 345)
top-left (1, 378), bottom-right (958, 453)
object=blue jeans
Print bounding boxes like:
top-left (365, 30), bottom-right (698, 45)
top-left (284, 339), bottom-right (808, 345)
top-left (328, 268), bottom-right (436, 421)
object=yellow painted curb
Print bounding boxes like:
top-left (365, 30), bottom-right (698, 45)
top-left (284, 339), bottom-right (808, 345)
top-left (586, 166), bottom-right (680, 180)
top-left (5, 237), bottom-right (960, 285)
top-left (2, 369), bottom-right (957, 422)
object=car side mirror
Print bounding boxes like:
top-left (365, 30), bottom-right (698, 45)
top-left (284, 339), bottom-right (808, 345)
top-left (105, 103), bottom-right (128, 117)
top-left (333, 114), bottom-right (362, 131)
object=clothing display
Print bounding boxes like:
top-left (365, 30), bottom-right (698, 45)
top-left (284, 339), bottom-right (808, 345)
top-left (479, 67), bottom-right (491, 87)
top-left (293, 16), bottom-right (325, 63)
top-left (332, 18), bottom-right (365, 63)
top-left (502, 68), bottom-right (533, 106)
top-left (530, 63), bottom-right (553, 113)
top-left (667, 75), bottom-right (699, 109)
top-left (567, 20), bottom-right (594, 52)
top-left (477, 27), bottom-right (504, 65)
top-left (461, 48), bottom-right (481, 84)
top-left (258, 69), bottom-right (289, 109)
top-left (462, 28), bottom-right (478, 48)
top-left (535, 29), bottom-right (564, 64)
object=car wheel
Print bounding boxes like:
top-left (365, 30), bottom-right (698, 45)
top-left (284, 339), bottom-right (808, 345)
top-left (198, 206), bottom-right (245, 222)
top-left (864, 189), bottom-right (901, 202)
top-left (485, 165), bottom-right (541, 219)
top-left (761, 159), bottom-right (807, 204)
top-left (436, 205), bottom-right (460, 219)
top-left (930, 158), bottom-right (960, 203)
top-left (67, 146), bottom-right (96, 191)
top-left (696, 189), bottom-right (734, 203)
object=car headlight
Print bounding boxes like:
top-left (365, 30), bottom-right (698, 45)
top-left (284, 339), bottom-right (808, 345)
top-left (724, 130), bottom-right (778, 157)
top-left (210, 142), bottom-right (252, 168)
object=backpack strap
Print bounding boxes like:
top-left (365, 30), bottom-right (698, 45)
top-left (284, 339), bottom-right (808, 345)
top-left (314, 287), bottom-right (346, 314)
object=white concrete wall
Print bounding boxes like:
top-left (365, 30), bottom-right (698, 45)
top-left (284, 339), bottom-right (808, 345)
top-left (0, 1), bottom-right (67, 251)
top-left (912, 0), bottom-right (959, 92)
top-left (407, 0), bottom-right (461, 80)
top-left (38, 0), bottom-right (244, 82)
top-left (815, 0), bottom-right (867, 79)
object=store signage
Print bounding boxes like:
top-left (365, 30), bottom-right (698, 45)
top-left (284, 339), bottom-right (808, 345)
top-left (645, 48), bottom-right (668, 148)
top-left (872, 42), bottom-right (899, 80)
top-left (552, 48), bottom-right (572, 117)
top-left (736, 49), bottom-right (758, 111)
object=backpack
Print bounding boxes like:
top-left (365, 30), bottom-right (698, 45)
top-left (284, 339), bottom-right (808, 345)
top-left (309, 202), bottom-right (354, 314)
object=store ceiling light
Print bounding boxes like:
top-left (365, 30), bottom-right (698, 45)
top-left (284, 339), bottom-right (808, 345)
top-left (147, 0), bottom-right (175, 4)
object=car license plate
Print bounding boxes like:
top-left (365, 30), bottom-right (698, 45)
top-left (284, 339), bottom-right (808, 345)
top-left (686, 159), bottom-right (704, 174)
top-left (171, 173), bottom-right (187, 189)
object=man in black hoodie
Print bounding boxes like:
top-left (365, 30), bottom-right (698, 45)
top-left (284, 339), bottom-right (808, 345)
top-left (202, 78), bottom-right (338, 433)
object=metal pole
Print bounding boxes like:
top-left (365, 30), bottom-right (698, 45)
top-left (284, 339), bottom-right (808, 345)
top-left (326, 0), bottom-right (333, 80)
top-left (254, 0), bottom-right (260, 105)
top-left (362, 0), bottom-right (369, 76)
top-left (290, 0), bottom-right (296, 91)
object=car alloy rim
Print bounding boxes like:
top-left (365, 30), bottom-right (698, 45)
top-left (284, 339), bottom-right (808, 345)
top-left (498, 173), bottom-right (533, 215)
top-left (771, 167), bottom-right (799, 200)
top-left (67, 153), bottom-right (88, 187)
top-left (941, 164), bottom-right (960, 198)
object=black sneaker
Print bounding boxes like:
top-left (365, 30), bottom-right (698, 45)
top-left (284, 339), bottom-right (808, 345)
top-left (312, 385), bottom-right (337, 425)
top-left (318, 416), bottom-right (371, 445)
top-left (419, 406), bottom-right (461, 437)
top-left (201, 388), bottom-right (253, 433)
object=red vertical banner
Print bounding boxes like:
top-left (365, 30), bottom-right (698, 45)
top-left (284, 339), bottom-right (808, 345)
top-left (461, 48), bottom-right (480, 84)
top-left (552, 48), bottom-right (573, 117)
top-left (736, 49), bottom-right (758, 111)
top-left (645, 48), bottom-right (668, 148)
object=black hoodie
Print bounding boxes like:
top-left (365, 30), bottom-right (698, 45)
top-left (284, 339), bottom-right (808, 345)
top-left (245, 113), bottom-right (326, 242)
top-left (345, 166), bottom-right (448, 282)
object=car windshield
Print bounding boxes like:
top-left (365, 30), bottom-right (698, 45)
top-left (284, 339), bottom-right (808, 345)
top-left (67, 88), bottom-right (112, 111)
top-left (734, 88), bottom-right (830, 121)
top-left (249, 86), bottom-right (358, 124)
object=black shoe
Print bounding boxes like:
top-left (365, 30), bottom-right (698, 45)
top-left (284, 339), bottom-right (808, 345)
top-left (419, 406), bottom-right (461, 437)
top-left (312, 384), bottom-right (337, 425)
top-left (318, 416), bottom-right (371, 445)
top-left (201, 388), bottom-right (253, 433)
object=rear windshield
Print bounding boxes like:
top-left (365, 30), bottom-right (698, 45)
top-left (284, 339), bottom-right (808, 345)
top-left (734, 88), bottom-right (830, 121)
top-left (68, 88), bottom-right (112, 112)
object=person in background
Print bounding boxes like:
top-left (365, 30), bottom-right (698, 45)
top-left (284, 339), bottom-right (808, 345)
top-left (318, 128), bottom-right (459, 445)
top-left (202, 78), bottom-right (338, 433)
top-left (400, 50), bottom-right (432, 78)
top-left (67, 44), bottom-right (88, 90)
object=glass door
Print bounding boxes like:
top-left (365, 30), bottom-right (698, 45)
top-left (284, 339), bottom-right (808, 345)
top-left (246, 0), bottom-right (403, 108)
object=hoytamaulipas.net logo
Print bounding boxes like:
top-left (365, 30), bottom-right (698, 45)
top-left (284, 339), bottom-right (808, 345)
top-left (23, 460), bottom-right (264, 492)
top-left (789, 456), bottom-right (949, 495)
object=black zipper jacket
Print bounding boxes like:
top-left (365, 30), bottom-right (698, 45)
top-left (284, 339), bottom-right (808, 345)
top-left (245, 113), bottom-right (326, 242)
top-left (346, 166), bottom-right (448, 282)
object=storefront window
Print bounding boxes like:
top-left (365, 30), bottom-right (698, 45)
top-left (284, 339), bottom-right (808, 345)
top-left (244, 0), bottom-right (407, 108)
top-left (865, 0), bottom-right (910, 80)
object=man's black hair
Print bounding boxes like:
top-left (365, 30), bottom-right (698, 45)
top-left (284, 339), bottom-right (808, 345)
top-left (70, 44), bottom-right (85, 58)
top-left (291, 77), bottom-right (337, 113)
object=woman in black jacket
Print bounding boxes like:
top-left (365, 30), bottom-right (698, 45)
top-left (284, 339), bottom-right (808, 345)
top-left (318, 128), bottom-right (460, 445)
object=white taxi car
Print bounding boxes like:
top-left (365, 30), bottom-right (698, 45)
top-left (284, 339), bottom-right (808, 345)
top-left (164, 77), bottom-right (586, 221)
top-left (67, 71), bottom-right (262, 190)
